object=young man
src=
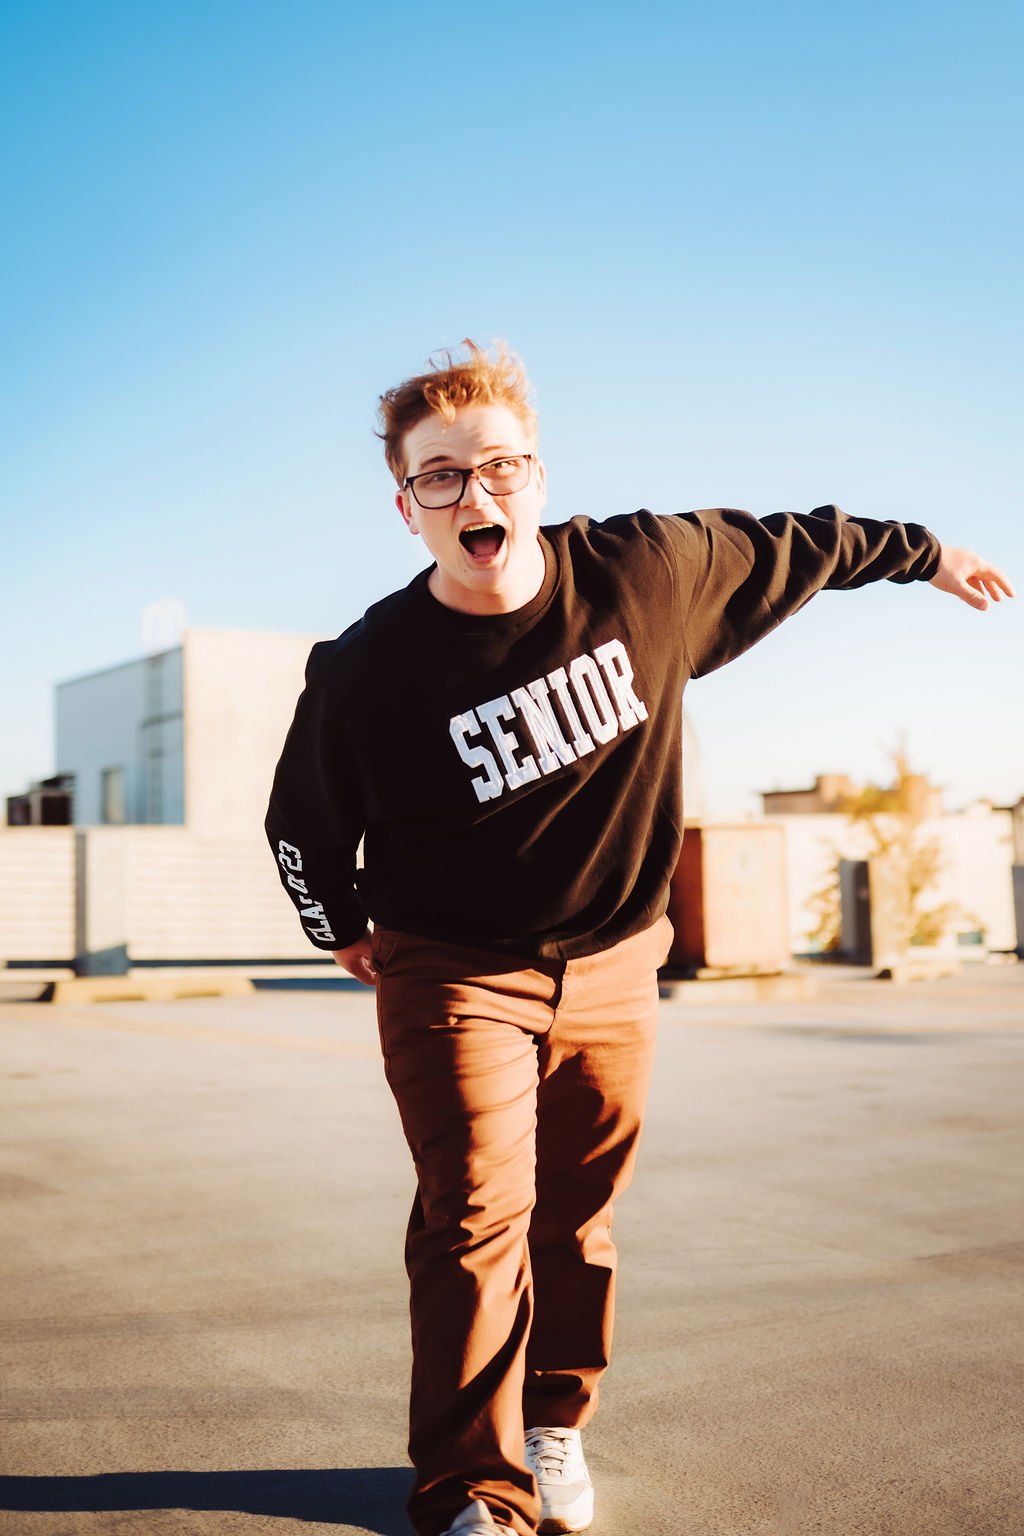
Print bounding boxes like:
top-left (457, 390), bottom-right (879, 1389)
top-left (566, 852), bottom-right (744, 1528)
top-left (266, 341), bottom-right (1012, 1536)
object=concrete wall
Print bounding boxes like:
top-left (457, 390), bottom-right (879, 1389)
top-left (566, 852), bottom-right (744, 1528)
top-left (2, 798), bottom-right (1016, 967)
top-left (123, 829), bottom-right (317, 960)
top-left (765, 805), bottom-right (1017, 953)
top-left (56, 649), bottom-right (184, 825)
top-left (182, 629), bottom-right (319, 838)
top-left (0, 829), bottom-right (76, 961)
top-left (1011, 799), bottom-right (1024, 864)
top-left (0, 825), bottom-right (318, 964)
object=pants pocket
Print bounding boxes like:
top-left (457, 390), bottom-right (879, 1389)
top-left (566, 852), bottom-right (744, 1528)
top-left (371, 927), bottom-right (401, 975)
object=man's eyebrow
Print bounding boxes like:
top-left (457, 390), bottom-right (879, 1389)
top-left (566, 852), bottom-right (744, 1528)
top-left (415, 444), bottom-right (521, 470)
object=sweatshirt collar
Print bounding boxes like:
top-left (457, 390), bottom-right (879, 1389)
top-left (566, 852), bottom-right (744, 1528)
top-left (410, 533), bottom-right (559, 633)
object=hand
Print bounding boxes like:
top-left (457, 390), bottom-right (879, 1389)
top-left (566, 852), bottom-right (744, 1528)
top-left (331, 930), bottom-right (377, 986)
top-left (929, 546), bottom-right (1015, 611)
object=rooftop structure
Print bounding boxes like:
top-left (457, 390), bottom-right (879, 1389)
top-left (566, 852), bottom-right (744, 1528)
top-left (52, 628), bottom-right (320, 837)
top-left (761, 772), bottom-right (944, 820)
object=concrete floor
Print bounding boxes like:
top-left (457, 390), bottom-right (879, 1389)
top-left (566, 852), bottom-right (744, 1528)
top-left (0, 965), bottom-right (1021, 1536)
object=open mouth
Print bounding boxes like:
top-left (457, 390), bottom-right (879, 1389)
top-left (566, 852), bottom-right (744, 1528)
top-left (459, 523), bottom-right (506, 560)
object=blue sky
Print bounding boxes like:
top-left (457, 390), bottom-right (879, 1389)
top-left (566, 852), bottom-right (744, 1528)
top-left (3, 0), bottom-right (1021, 815)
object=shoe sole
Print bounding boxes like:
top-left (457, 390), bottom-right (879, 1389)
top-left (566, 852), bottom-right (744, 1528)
top-left (538, 1514), bottom-right (592, 1534)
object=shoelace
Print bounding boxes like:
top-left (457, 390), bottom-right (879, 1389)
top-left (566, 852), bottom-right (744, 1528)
top-left (525, 1428), bottom-right (580, 1480)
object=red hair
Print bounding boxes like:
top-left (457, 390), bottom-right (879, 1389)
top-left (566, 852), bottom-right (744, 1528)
top-left (377, 338), bottom-right (538, 483)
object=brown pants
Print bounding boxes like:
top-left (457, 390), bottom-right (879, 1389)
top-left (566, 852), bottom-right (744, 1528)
top-left (372, 914), bottom-right (672, 1536)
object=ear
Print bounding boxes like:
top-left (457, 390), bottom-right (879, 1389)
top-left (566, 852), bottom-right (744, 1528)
top-left (396, 488), bottom-right (419, 535)
top-left (534, 457), bottom-right (547, 514)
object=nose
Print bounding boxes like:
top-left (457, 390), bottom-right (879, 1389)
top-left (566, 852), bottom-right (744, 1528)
top-left (458, 470), bottom-right (494, 508)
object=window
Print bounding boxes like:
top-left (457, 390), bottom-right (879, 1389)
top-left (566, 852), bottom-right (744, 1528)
top-left (101, 767), bottom-right (126, 825)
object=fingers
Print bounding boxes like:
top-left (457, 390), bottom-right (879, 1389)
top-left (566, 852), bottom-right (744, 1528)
top-left (966, 564), bottom-right (1015, 609)
top-left (330, 946), bottom-right (378, 985)
top-left (987, 567), bottom-right (1016, 599)
top-left (966, 574), bottom-right (991, 609)
top-left (344, 951), bottom-right (377, 986)
top-left (355, 957), bottom-right (378, 987)
top-left (939, 551), bottom-right (1016, 611)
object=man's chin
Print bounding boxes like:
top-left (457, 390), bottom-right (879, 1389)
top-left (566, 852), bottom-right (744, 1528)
top-left (459, 542), bottom-right (509, 578)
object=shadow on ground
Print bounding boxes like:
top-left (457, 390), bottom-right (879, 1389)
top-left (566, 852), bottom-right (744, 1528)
top-left (0, 1467), bottom-right (413, 1530)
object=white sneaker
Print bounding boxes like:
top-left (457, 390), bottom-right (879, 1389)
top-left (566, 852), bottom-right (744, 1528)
top-left (439, 1499), bottom-right (502, 1536)
top-left (524, 1426), bottom-right (594, 1533)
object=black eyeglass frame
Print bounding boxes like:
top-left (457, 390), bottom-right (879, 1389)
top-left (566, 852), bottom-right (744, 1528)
top-left (403, 453), bottom-right (535, 510)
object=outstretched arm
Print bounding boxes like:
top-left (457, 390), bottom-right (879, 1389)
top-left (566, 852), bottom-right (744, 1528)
top-left (929, 546), bottom-right (1016, 611)
top-left (663, 504), bottom-right (945, 678)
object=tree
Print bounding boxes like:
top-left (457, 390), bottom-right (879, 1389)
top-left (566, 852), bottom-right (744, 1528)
top-left (806, 857), bottom-right (842, 953)
top-left (837, 738), bottom-right (969, 950)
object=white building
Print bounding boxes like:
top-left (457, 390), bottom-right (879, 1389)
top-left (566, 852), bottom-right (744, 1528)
top-left (55, 629), bottom-right (319, 838)
top-left (57, 648), bottom-right (184, 826)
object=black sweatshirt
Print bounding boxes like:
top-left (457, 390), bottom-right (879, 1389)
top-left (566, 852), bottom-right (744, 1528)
top-left (265, 505), bottom-right (941, 959)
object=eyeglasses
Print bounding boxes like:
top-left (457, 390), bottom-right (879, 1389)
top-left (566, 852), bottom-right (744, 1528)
top-left (404, 453), bottom-right (534, 510)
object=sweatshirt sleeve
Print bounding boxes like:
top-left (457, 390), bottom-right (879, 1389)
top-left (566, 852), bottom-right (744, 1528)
top-left (264, 643), bottom-right (368, 951)
top-left (658, 504), bottom-right (942, 679)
